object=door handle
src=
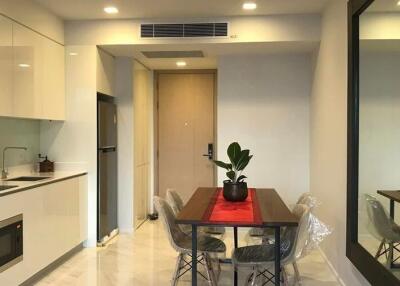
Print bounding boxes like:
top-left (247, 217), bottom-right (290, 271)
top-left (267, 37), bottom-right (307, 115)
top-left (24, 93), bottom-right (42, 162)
top-left (202, 143), bottom-right (213, 160)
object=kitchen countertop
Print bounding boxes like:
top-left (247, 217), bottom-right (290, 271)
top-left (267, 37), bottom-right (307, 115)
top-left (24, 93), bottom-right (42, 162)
top-left (0, 171), bottom-right (87, 197)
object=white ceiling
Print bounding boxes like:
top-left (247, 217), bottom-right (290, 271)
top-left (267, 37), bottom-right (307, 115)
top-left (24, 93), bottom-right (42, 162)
top-left (100, 41), bottom-right (319, 69)
top-left (34, 0), bottom-right (329, 20)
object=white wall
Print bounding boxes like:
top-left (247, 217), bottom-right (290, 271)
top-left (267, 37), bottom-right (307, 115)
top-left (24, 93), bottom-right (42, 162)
top-left (0, 0), bottom-right (64, 44)
top-left (310, 1), bottom-right (370, 285)
top-left (217, 54), bottom-right (311, 204)
top-left (115, 57), bottom-right (134, 233)
top-left (40, 46), bottom-right (98, 246)
top-left (358, 51), bottom-right (400, 235)
top-left (64, 15), bottom-right (320, 45)
top-left (361, 12), bottom-right (400, 40)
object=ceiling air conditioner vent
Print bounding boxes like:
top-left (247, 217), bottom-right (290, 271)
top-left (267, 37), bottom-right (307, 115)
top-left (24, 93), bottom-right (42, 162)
top-left (141, 23), bottom-right (228, 38)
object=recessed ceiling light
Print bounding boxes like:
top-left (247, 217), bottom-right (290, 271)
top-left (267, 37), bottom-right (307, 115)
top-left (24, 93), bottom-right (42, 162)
top-left (69, 52), bottom-right (78, 56)
top-left (176, 61), bottom-right (187, 67)
top-left (104, 6), bottom-right (119, 14)
top-left (397, 0), bottom-right (400, 6)
top-left (243, 2), bottom-right (257, 10)
top-left (18, 63), bottom-right (30, 68)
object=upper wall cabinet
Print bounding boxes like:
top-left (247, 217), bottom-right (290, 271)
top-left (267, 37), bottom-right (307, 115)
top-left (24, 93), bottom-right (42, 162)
top-left (41, 31), bottom-right (65, 120)
top-left (97, 49), bottom-right (115, 96)
top-left (13, 22), bottom-right (42, 118)
top-left (0, 15), bottom-right (13, 117)
top-left (13, 23), bottom-right (65, 120)
top-left (0, 19), bottom-right (65, 121)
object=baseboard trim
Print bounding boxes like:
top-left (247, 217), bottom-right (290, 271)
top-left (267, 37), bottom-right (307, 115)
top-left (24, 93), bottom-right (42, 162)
top-left (20, 242), bottom-right (84, 286)
top-left (318, 247), bottom-right (347, 286)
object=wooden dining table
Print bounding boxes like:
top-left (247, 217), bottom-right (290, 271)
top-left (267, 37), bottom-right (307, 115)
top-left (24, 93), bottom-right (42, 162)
top-left (176, 187), bottom-right (299, 286)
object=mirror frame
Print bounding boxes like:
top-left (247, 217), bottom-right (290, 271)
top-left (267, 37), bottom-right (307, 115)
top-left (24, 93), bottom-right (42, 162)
top-left (347, 0), bottom-right (400, 285)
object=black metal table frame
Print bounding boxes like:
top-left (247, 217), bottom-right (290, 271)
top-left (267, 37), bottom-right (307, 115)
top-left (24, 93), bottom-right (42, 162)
top-left (190, 224), bottom-right (281, 286)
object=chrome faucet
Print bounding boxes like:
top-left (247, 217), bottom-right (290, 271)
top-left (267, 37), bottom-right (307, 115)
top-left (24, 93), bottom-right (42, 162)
top-left (2, 147), bottom-right (28, 179)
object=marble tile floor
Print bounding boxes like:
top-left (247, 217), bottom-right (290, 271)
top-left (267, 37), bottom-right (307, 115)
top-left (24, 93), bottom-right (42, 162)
top-left (35, 220), bottom-right (340, 286)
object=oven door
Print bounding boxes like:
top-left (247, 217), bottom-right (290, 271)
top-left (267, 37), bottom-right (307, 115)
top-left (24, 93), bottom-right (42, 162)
top-left (0, 214), bottom-right (23, 272)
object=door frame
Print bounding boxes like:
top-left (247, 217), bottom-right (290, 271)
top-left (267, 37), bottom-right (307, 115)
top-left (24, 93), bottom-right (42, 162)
top-left (153, 69), bottom-right (218, 197)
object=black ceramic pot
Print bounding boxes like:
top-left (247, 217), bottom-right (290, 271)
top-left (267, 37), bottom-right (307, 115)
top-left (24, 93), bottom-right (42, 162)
top-left (223, 180), bottom-right (248, 202)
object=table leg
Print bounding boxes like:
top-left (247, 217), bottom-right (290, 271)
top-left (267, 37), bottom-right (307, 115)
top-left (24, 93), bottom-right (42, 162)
top-left (192, 225), bottom-right (197, 286)
top-left (234, 226), bottom-right (238, 286)
top-left (390, 200), bottom-right (395, 268)
top-left (275, 227), bottom-right (281, 286)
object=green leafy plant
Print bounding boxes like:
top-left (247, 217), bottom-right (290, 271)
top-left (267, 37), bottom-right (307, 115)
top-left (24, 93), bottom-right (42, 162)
top-left (213, 142), bottom-right (253, 183)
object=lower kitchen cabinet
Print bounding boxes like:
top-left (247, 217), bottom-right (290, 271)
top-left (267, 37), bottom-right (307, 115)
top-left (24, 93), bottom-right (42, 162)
top-left (0, 175), bottom-right (87, 285)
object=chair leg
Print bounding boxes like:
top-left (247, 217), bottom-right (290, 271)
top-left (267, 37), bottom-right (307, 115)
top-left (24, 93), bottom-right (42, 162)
top-left (250, 267), bottom-right (258, 286)
top-left (204, 253), bottom-right (217, 286)
top-left (172, 253), bottom-right (183, 286)
top-left (293, 262), bottom-right (301, 285)
top-left (282, 266), bottom-right (289, 286)
top-left (388, 242), bottom-right (394, 268)
top-left (375, 239), bottom-right (385, 259)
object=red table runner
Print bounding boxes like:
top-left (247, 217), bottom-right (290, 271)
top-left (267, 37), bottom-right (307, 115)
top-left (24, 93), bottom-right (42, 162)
top-left (202, 188), bottom-right (262, 225)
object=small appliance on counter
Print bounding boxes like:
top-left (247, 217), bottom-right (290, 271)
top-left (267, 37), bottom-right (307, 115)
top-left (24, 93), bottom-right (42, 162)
top-left (38, 154), bottom-right (54, 173)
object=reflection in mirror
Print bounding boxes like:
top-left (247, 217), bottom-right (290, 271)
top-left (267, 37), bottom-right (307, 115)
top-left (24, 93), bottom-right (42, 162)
top-left (358, 0), bottom-right (400, 279)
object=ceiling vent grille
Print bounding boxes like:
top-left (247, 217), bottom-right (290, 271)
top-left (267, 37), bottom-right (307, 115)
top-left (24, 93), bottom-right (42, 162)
top-left (141, 23), bottom-right (228, 38)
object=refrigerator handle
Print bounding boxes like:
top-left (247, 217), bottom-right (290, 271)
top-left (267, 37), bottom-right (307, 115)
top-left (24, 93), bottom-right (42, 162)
top-left (99, 146), bottom-right (117, 152)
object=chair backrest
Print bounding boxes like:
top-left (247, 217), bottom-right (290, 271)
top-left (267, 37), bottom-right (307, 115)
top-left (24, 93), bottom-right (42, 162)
top-left (283, 204), bottom-right (311, 262)
top-left (296, 193), bottom-right (316, 211)
top-left (154, 196), bottom-right (188, 252)
top-left (364, 194), bottom-right (397, 241)
top-left (166, 189), bottom-right (184, 216)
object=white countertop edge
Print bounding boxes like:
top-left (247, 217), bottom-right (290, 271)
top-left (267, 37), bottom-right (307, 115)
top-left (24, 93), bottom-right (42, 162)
top-left (0, 171), bottom-right (88, 197)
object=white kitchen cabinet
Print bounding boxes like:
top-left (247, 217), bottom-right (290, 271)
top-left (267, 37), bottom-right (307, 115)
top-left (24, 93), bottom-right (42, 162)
top-left (13, 22), bottom-right (43, 119)
top-left (97, 48), bottom-right (115, 96)
top-left (0, 175), bottom-right (87, 285)
top-left (41, 35), bottom-right (65, 120)
top-left (7, 21), bottom-right (65, 120)
top-left (0, 15), bottom-right (13, 116)
top-left (0, 15), bottom-right (66, 120)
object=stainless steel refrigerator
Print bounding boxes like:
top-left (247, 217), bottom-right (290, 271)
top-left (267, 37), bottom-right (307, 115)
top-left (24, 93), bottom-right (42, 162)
top-left (97, 96), bottom-right (118, 243)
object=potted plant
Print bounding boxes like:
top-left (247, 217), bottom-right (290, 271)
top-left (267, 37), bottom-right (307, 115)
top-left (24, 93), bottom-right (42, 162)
top-left (213, 142), bottom-right (253, 202)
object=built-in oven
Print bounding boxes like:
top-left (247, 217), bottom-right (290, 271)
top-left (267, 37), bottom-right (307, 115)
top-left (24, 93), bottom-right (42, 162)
top-left (0, 214), bottom-right (23, 272)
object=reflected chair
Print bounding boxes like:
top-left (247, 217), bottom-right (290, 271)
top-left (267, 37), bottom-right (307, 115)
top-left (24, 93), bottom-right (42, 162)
top-left (365, 194), bottom-right (400, 266)
top-left (166, 189), bottom-right (226, 236)
top-left (233, 204), bottom-right (311, 286)
top-left (154, 196), bottom-right (226, 286)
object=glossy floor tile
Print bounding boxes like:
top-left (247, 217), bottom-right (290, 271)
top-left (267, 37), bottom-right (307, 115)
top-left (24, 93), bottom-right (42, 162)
top-left (35, 221), bottom-right (340, 285)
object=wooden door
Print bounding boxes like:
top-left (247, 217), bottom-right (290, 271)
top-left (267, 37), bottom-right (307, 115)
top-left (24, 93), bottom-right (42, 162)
top-left (158, 72), bottom-right (215, 202)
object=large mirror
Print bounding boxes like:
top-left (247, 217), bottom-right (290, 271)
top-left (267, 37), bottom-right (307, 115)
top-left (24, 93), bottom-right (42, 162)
top-left (354, 0), bottom-right (400, 283)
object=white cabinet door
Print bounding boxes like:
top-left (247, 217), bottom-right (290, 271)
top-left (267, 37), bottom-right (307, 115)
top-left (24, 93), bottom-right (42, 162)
top-left (13, 23), bottom-right (43, 119)
top-left (97, 48), bottom-right (115, 96)
top-left (0, 16), bottom-right (13, 117)
top-left (41, 36), bottom-right (65, 120)
top-left (13, 22), bottom-right (65, 120)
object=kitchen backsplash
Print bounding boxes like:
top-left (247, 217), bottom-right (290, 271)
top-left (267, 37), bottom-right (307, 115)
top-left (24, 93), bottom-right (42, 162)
top-left (0, 118), bottom-right (40, 168)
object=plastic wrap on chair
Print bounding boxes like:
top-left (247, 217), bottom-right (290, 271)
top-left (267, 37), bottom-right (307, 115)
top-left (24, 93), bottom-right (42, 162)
top-left (364, 194), bottom-right (400, 243)
top-left (298, 213), bottom-right (333, 258)
top-left (293, 195), bottom-right (332, 258)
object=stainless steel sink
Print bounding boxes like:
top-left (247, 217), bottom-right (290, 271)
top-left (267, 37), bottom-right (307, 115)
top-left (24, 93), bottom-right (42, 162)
top-left (5, 176), bottom-right (50, 182)
top-left (0, 185), bottom-right (18, 191)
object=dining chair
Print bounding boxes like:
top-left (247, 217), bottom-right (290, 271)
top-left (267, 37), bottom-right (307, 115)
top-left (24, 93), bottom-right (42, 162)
top-left (154, 196), bottom-right (226, 286)
top-left (232, 204), bottom-right (311, 286)
top-left (365, 194), bottom-right (400, 266)
top-left (166, 189), bottom-right (226, 236)
top-left (248, 192), bottom-right (313, 238)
